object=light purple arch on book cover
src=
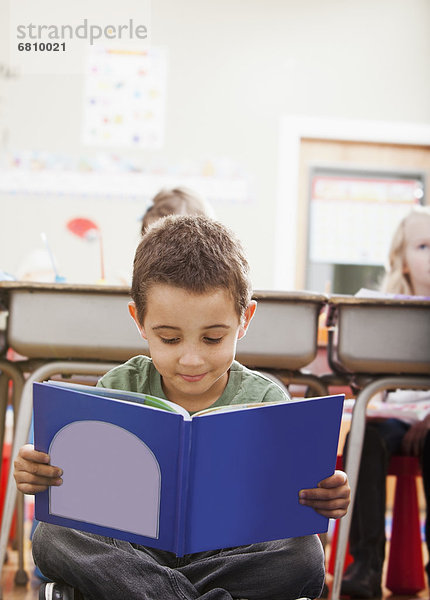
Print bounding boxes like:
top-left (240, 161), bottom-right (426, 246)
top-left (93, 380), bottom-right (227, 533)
top-left (49, 420), bottom-right (161, 538)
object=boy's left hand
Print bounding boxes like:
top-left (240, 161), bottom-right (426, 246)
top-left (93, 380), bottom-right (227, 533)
top-left (299, 470), bottom-right (350, 519)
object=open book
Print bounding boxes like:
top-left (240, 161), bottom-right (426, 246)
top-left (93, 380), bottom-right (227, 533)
top-left (33, 381), bottom-right (344, 556)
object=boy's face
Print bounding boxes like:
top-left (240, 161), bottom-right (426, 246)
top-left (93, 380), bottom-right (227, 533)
top-left (129, 284), bottom-right (256, 412)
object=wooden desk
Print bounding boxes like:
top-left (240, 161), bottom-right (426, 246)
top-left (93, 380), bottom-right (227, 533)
top-left (327, 295), bottom-right (430, 600)
top-left (0, 281), bottom-right (148, 362)
top-left (328, 294), bottom-right (430, 375)
top-left (0, 282), bottom-right (326, 370)
top-left (0, 282), bottom-right (327, 592)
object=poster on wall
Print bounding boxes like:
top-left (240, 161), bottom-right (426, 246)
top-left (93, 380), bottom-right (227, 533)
top-left (82, 46), bottom-right (167, 149)
top-left (308, 168), bottom-right (424, 266)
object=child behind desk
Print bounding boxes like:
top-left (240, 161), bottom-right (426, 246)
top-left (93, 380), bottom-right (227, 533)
top-left (14, 216), bottom-right (350, 600)
top-left (140, 186), bottom-right (213, 235)
top-left (341, 206), bottom-right (430, 599)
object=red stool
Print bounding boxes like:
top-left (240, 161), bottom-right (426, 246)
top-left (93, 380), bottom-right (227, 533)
top-left (0, 442), bottom-right (17, 541)
top-left (327, 518), bottom-right (353, 574)
top-left (386, 455), bottom-right (425, 595)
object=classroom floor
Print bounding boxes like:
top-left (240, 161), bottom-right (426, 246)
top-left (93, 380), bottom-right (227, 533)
top-left (1, 532), bottom-right (429, 600)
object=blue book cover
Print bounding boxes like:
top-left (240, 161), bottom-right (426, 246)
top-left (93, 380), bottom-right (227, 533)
top-left (33, 381), bottom-right (344, 556)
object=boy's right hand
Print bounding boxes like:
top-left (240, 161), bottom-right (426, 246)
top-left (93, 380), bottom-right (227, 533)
top-left (14, 444), bottom-right (63, 494)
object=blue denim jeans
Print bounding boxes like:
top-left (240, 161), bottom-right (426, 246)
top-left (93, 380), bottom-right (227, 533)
top-left (33, 523), bottom-right (325, 600)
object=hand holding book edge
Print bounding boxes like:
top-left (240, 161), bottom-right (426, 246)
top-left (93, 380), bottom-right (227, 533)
top-left (298, 470), bottom-right (350, 520)
top-left (14, 443), bottom-right (63, 495)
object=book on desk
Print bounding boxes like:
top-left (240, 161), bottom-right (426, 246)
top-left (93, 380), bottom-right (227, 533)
top-left (33, 381), bottom-right (344, 556)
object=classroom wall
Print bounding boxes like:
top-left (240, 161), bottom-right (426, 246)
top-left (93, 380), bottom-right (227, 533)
top-left (1, 0), bottom-right (430, 287)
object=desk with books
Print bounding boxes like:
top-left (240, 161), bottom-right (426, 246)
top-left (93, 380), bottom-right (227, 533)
top-left (0, 282), bottom-right (327, 592)
top-left (326, 295), bottom-right (430, 600)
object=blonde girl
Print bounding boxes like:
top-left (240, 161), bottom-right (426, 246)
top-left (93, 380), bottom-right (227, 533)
top-left (382, 205), bottom-right (430, 296)
top-left (341, 204), bottom-right (430, 598)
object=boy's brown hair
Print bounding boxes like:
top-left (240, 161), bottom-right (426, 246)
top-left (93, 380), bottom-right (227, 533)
top-left (131, 215), bottom-right (252, 323)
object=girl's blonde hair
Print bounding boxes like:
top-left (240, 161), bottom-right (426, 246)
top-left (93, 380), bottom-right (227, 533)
top-left (381, 205), bottom-right (430, 294)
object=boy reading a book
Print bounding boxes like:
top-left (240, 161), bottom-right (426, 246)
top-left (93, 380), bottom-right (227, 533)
top-left (14, 216), bottom-right (350, 600)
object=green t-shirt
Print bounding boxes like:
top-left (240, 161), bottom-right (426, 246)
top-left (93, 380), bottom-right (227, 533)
top-left (97, 355), bottom-right (290, 412)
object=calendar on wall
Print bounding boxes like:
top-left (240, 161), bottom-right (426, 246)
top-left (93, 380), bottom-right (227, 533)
top-left (82, 46), bottom-right (167, 149)
top-left (308, 167), bottom-right (425, 266)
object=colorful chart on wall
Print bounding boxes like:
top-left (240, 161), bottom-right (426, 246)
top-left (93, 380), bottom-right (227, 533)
top-left (308, 168), bottom-right (424, 266)
top-left (82, 46), bottom-right (167, 149)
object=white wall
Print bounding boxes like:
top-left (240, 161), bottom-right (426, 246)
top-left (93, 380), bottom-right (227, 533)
top-left (1, 0), bottom-right (430, 287)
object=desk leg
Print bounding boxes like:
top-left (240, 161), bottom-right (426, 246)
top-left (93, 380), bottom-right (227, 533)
top-left (330, 376), bottom-right (430, 600)
top-left (0, 373), bottom-right (8, 476)
top-left (14, 493), bottom-right (27, 586)
top-left (0, 361), bottom-right (24, 473)
top-left (277, 370), bottom-right (329, 397)
top-left (0, 361), bottom-right (117, 596)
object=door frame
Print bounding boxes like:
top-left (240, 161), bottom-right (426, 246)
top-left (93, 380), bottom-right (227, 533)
top-left (275, 116), bottom-right (430, 289)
